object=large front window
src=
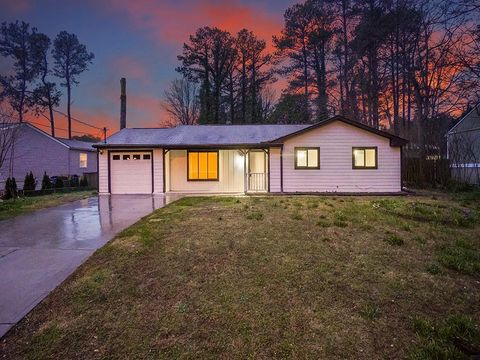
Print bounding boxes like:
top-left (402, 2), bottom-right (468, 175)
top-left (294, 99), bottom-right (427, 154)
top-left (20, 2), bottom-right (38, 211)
top-left (352, 147), bottom-right (377, 169)
top-left (188, 151), bottom-right (219, 180)
top-left (295, 147), bottom-right (320, 169)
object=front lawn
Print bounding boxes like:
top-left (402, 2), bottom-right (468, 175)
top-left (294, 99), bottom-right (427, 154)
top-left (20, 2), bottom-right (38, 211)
top-left (1, 194), bottom-right (479, 359)
top-left (0, 190), bottom-right (96, 220)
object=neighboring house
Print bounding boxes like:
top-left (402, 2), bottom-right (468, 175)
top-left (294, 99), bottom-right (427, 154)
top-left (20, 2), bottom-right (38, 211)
top-left (0, 123), bottom-right (97, 189)
top-left (447, 104), bottom-right (480, 185)
top-left (94, 116), bottom-right (407, 194)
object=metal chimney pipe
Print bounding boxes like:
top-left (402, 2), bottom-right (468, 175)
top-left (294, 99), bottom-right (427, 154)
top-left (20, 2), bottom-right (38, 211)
top-left (120, 78), bottom-right (126, 130)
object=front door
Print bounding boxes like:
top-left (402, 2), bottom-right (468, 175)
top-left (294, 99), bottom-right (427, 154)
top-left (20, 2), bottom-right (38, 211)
top-left (248, 150), bottom-right (267, 192)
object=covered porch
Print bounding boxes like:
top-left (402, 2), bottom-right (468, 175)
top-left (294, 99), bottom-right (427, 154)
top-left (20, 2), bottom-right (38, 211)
top-left (163, 148), bottom-right (270, 194)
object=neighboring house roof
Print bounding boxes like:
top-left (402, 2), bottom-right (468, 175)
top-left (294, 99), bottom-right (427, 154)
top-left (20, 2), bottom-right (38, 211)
top-left (57, 138), bottom-right (97, 151)
top-left (0, 122), bottom-right (96, 152)
top-left (94, 115), bottom-right (408, 148)
top-left (447, 103), bottom-right (480, 135)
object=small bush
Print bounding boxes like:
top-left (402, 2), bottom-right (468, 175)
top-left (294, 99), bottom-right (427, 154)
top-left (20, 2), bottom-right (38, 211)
top-left (41, 172), bottom-right (52, 190)
top-left (3, 177), bottom-right (18, 199)
top-left (23, 171), bottom-right (36, 192)
top-left (333, 219), bottom-right (348, 228)
top-left (384, 233), bottom-right (404, 246)
top-left (54, 177), bottom-right (64, 189)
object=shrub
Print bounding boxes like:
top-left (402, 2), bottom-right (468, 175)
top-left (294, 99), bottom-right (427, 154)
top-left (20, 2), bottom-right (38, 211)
top-left (54, 177), bottom-right (64, 189)
top-left (3, 177), bottom-right (18, 199)
top-left (70, 175), bottom-right (80, 187)
top-left (80, 176), bottom-right (88, 187)
top-left (41, 172), bottom-right (52, 190)
top-left (23, 171), bottom-right (36, 192)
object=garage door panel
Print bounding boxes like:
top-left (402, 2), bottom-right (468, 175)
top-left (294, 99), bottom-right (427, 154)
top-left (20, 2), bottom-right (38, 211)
top-left (110, 152), bottom-right (152, 194)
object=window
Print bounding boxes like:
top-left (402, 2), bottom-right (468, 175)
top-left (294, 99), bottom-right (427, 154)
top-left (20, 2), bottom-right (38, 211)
top-left (295, 147), bottom-right (320, 169)
top-left (112, 155), bottom-right (120, 160)
top-left (143, 154), bottom-right (151, 160)
top-left (133, 154), bottom-right (141, 160)
top-left (123, 155), bottom-right (130, 160)
top-left (352, 147), bottom-right (377, 169)
top-left (188, 151), bottom-right (218, 180)
top-left (79, 153), bottom-right (88, 168)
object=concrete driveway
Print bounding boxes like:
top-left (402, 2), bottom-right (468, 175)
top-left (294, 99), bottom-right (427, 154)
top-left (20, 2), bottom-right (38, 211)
top-left (0, 194), bottom-right (181, 338)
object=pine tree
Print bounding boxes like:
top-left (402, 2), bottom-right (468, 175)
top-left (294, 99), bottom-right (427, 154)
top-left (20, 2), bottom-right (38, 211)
top-left (41, 172), bottom-right (52, 190)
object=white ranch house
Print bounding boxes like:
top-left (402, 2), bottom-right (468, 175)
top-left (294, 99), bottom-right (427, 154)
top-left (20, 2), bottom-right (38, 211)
top-left (94, 116), bottom-right (407, 195)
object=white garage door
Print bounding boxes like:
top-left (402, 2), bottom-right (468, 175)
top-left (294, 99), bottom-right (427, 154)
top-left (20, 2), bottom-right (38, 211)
top-left (110, 152), bottom-right (152, 194)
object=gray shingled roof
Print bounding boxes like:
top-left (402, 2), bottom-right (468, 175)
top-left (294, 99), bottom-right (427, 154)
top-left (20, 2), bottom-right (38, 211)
top-left (100, 124), bottom-right (311, 147)
top-left (57, 138), bottom-right (96, 151)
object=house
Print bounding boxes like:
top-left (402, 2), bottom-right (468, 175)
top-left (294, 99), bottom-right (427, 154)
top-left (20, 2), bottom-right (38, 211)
top-left (0, 123), bottom-right (97, 189)
top-left (94, 116), bottom-right (407, 195)
top-left (447, 104), bottom-right (480, 185)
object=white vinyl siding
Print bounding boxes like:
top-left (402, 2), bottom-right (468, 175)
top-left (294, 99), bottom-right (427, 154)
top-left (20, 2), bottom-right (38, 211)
top-left (269, 147), bottom-right (281, 192)
top-left (98, 151), bottom-right (109, 193)
top-left (282, 121), bottom-right (401, 193)
top-left (168, 149), bottom-right (244, 193)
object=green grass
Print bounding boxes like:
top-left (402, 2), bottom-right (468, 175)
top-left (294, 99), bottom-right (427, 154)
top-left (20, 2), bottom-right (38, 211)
top-left (0, 190), bottom-right (96, 220)
top-left (1, 193), bottom-right (479, 359)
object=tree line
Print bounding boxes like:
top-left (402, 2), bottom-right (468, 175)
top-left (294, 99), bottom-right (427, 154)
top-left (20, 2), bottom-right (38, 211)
top-left (163, 0), bottom-right (480, 146)
top-left (0, 21), bottom-right (94, 139)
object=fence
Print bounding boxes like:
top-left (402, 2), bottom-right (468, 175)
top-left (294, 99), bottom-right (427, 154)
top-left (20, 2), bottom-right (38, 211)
top-left (403, 158), bottom-right (450, 188)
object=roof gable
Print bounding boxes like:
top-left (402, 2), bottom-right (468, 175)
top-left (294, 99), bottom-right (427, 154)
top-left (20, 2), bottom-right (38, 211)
top-left (270, 116), bottom-right (408, 146)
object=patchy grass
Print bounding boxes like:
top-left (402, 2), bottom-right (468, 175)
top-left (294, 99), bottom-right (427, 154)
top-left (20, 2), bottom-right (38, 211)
top-left (1, 193), bottom-right (479, 359)
top-left (0, 190), bottom-right (96, 220)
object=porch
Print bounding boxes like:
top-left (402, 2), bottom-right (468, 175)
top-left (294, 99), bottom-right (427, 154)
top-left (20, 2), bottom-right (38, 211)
top-left (164, 148), bottom-right (269, 194)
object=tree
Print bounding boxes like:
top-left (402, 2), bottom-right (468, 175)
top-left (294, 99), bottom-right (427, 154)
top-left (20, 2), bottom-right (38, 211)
top-left (0, 21), bottom-right (40, 122)
top-left (23, 171), bottom-right (36, 192)
top-left (236, 29), bottom-right (274, 123)
top-left (177, 27), bottom-right (236, 124)
top-left (274, 0), bottom-right (335, 121)
top-left (3, 177), bottom-right (18, 200)
top-left (31, 33), bottom-right (61, 136)
top-left (41, 171), bottom-right (52, 190)
top-left (161, 78), bottom-right (199, 125)
top-left (52, 31), bottom-right (94, 139)
top-left (0, 107), bottom-right (19, 179)
top-left (72, 134), bottom-right (101, 142)
top-left (269, 93), bottom-right (311, 124)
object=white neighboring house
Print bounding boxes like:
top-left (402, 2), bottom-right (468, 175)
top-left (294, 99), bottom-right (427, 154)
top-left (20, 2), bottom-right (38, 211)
top-left (0, 122), bottom-right (97, 189)
top-left (447, 104), bottom-right (480, 185)
top-left (94, 116), bottom-right (407, 195)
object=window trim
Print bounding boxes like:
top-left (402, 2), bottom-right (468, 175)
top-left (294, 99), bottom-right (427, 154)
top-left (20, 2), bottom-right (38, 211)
top-left (79, 153), bottom-right (88, 168)
top-left (294, 147), bottom-right (320, 169)
top-left (352, 147), bottom-right (378, 169)
top-left (187, 150), bottom-right (220, 181)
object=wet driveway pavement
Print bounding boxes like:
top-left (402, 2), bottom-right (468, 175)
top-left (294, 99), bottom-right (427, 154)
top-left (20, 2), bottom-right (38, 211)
top-left (0, 194), bottom-right (182, 338)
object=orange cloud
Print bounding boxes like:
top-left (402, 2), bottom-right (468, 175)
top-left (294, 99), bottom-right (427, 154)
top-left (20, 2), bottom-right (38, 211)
top-left (92, 0), bottom-right (282, 50)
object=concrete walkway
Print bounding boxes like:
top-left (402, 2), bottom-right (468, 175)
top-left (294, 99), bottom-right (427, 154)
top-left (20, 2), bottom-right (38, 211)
top-left (0, 194), bottom-right (181, 338)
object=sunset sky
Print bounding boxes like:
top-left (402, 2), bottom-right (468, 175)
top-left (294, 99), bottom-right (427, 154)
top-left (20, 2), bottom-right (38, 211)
top-left (0, 0), bottom-right (294, 138)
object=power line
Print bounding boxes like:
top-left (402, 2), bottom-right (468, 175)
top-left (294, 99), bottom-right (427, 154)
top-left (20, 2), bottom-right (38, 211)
top-left (52, 109), bottom-right (105, 130)
top-left (26, 120), bottom-right (93, 135)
